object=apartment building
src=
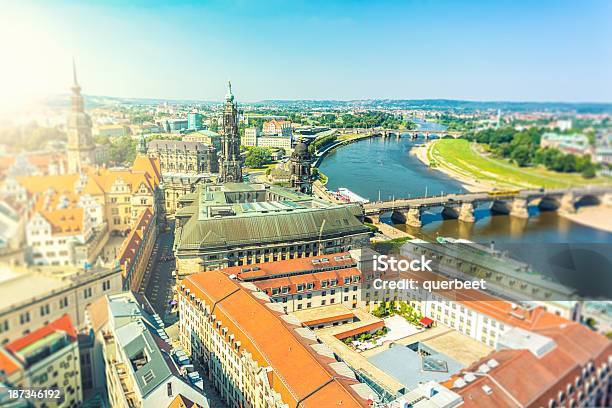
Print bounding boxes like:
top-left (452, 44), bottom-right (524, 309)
top-left (220, 252), bottom-right (363, 312)
top-left (100, 293), bottom-right (210, 408)
top-left (178, 270), bottom-right (374, 408)
top-left (0, 315), bottom-right (83, 408)
top-left (116, 208), bottom-right (156, 291)
top-left (448, 321), bottom-right (611, 408)
top-left (6, 152), bottom-right (162, 235)
top-left (26, 208), bottom-right (94, 267)
top-left (0, 263), bottom-right (122, 345)
top-left (263, 119), bottom-right (292, 137)
top-left (243, 126), bottom-right (293, 152)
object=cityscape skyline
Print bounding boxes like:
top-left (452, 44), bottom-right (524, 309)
top-left (1, 0), bottom-right (611, 108)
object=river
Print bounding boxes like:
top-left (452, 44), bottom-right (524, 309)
top-left (318, 121), bottom-right (612, 244)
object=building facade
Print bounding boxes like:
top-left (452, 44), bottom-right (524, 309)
top-left (178, 270), bottom-right (371, 407)
top-left (0, 315), bottom-right (83, 408)
top-left (173, 182), bottom-right (370, 277)
top-left (187, 112), bottom-right (203, 131)
top-left (219, 252), bottom-right (363, 313)
top-left (0, 263), bottom-right (122, 345)
top-left (100, 293), bottom-right (210, 408)
top-left (147, 140), bottom-right (218, 175)
top-left (116, 208), bottom-right (157, 291)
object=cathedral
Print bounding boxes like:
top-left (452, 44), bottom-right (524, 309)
top-left (218, 81), bottom-right (243, 183)
top-left (66, 60), bottom-right (95, 174)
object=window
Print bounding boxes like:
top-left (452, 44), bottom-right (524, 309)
top-left (83, 287), bottom-right (93, 299)
top-left (19, 312), bottom-right (31, 325)
top-left (0, 321), bottom-right (9, 333)
top-left (40, 304), bottom-right (50, 316)
top-left (102, 280), bottom-right (111, 291)
top-left (59, 297), bottom-right (69, 308)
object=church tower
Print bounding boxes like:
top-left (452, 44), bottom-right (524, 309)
top-left (66, 60), bottom-right (95, 174)
top-left (218, 81), bottom-right (243, 183)
top-left (290, 139), bottom-right (312, 194)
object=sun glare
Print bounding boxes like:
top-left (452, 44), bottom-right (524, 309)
top-left (0, 7), bottom-right (69, 115)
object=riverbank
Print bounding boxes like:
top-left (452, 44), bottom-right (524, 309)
top-left (411, 142), bottom-right (495, 192)
top-left (561, 206), bottom-right (612, 233)
top-left (414, 139), bottom-right (612, 191)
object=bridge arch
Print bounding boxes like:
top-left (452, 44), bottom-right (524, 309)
top-left (574, 194), bottom-right (601, 208)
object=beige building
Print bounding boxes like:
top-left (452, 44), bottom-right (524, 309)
top-left (147, 140), bottom-right (218, 175)
top-left (116, 208), bottom-right (157, 292)
top-left (243, 127), bottom-right (292, 152)
top-left (7, 153), bottom-right (163, 235)
top-left (0, 314), bottom-right (83, 408)
top-left (0, 263), bottom-right (122, 345)
top-left (162, 175), bottom-right (209, 218)
top-left (99, 293), bottom-right (210, 408)
top-left (178, 270), bottom-right (372, 407)
top-left (219, 251), bottom-right (364, 313)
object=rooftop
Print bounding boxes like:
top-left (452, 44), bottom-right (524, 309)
top-left (182, 270), bottom-right (370, 407)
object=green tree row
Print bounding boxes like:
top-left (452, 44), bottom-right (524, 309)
top-left (466, 127), bottom-right (599, 178)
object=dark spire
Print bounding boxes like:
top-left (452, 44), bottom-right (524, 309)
top-left (138, 132), bottom-right (147, 154)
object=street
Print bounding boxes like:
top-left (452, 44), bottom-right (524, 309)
top-left (142, 227), bottom-right (177, 325)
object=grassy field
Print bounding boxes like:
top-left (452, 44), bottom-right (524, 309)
top-left (336, 133), bottom-right (372, 141)
top-left (428, 139), bottom-right (611, 189)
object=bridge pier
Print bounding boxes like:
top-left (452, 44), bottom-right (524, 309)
top-left (458, 202), bottom-right (475, 223)
top-left (490, 200), bottom-right (510, 215)
top-left (405, 208), bottom-right (423, 228)
top-left (510, 198), bottom-right (529, 219)
top-left (559, 192), bottom-right (576, 214)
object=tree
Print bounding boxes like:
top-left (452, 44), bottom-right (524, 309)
top-left (245, 147), bottom-right (272, 168)
top-left (581, 166), bottom-right (596, 179)
top-left (511, 145), bottom-right (532, 167)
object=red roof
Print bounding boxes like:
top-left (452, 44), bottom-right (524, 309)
top-left (0, 349), bottom-right (20, 377)
top-left (420, 317), bottom-right (434, 326)
top-left (5, 314), bottom-right (77, 354)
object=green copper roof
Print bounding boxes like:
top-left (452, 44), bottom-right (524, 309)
top-left (178, 205), bottom-right (367, 249)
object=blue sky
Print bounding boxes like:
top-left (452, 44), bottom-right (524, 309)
top-left (2, 0), bottom-right (611, 102)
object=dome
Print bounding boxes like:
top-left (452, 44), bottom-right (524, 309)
top-left (294, 142), bottom-right (308, 154)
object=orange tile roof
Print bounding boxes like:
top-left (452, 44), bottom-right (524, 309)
top-left (0, 349), bottom-right (21, 378)
top-left (223, 252), bottom-right (356, 281)
top-left (333, 321), bottom-right (386, 341)
top-left (181, 271), bottom-right (368, 408)
top-left (133, 154), bottom-right (161, 186)
top-left (167, 394), bottom-right (204, 408)
top-left (448, 321), bottom-right (612, 407)
top-left (302, 312), bottom-right (356, 327)
top-left (15, 174), bottom-right (80, 195)
top-left (118, 208), bottom-right (154, 276)
top-left (5, 314), bottom-right (77, 354)
top-left (37, 207), bottom-right (85, 236)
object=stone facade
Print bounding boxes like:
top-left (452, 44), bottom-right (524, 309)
top-left (147, 140), bottom-right (218, 175)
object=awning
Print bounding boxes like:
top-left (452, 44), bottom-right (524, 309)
top-left (420, 317), bottom-right (434, 326)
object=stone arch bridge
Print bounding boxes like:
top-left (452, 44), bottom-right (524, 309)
top-left (362, 187), bottom-right (612, 228)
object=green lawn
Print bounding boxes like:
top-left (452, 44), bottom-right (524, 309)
top-left (429, 139), bottom-right (610, 189)
top-left (336, 133), bottom-right (372, 141)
